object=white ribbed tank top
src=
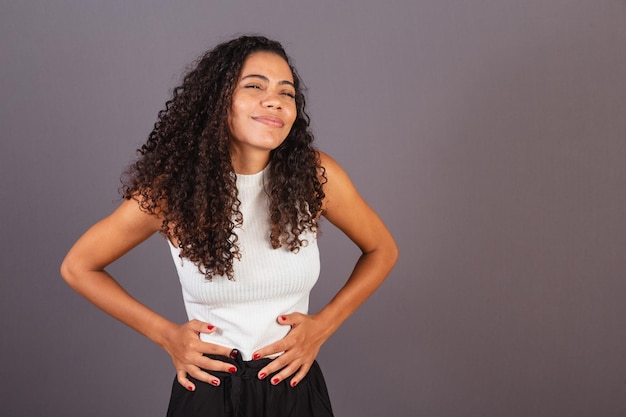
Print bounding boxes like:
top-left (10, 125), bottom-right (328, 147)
top-left (167, 166), bottom-right (320, 360)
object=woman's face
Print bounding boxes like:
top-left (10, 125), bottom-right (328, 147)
top-left (228, 51), bottom-right (297, 157)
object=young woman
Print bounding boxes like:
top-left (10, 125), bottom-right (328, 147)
top-left (61, 35), bottom-right (397, 417)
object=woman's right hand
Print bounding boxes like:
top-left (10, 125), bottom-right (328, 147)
top-left (61, 200), bottom-right (234, 391)
top-left (160, 319), bottom-right (236, 391)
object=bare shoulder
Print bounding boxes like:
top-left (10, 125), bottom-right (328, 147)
top-left (317, 151), bottom-right (357, 210)
top-left (316, 151), bottom-right (395, 254)
top-left (318, 151), bottom-right (344, 179)
top-left (112, 197), bottom-right (164, 232)
top-left (316, 150), bottom-right (362, 219)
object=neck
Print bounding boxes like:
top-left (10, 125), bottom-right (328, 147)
top-left (230, 147), bottom-right (271, 175)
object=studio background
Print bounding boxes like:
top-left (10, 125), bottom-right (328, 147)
top-left (1, 1), bottom-right (626, 416)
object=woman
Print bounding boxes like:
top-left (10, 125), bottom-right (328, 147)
top-left (61, 35), bottom-right (397, 416)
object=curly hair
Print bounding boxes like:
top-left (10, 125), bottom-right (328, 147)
top-left (121, 35), bottom-right (326, 280)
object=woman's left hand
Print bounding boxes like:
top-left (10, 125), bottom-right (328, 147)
top-left (252, 152), bottom-right (398, 388)
top-left (252, 313), bottom-right (331, 387)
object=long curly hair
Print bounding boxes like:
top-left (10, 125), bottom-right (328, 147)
top-left (121, 35), bottom-right (326, 280)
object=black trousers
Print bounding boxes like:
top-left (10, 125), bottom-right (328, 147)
top-left (166, 350), bottom-right (334, 417)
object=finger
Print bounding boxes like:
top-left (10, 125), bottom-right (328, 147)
top-left (276, 313), bottom-right (303, 326)
top-left (188, 319), bottom-right (218, 334)
top-left (257, 351), bottom-right (293, 381)
top-left (252, 338), bottom-right (292, 360)
top-left (193, 340), bottom-right (234, 358)
top-left (268, 360), bottom-right (303, 386)
top-left (177, 369), bottom-right (196, 392)
top-left (182, 321), bottom-right (233, 358)
top-left (288, 361), bottom-right (313, 388)
top-left (196, 355), bottom-right (238, 374)
top-left (186, 367), bottom-right (222, 387)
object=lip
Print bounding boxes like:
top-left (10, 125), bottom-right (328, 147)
top-left (251, 115), bottom-right (285, 128)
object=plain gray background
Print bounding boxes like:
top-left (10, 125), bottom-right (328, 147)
top-left (1, 1), bottom-right (626, 416)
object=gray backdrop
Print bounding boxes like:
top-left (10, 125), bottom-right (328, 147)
top-left (1, 1), bottom-right (625, 416)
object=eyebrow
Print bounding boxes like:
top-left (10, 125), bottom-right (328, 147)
top-left (241, 74), bottom-right (295, 88)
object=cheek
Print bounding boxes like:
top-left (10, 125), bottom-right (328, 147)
top-left (285, 102), bottom-right (297, 123)
top-left (228, 101), bottom-right (247, 130)
top-left (229, 93), bottom-right (247, 117)
top-left (287, 110), bottom-right (297, 128)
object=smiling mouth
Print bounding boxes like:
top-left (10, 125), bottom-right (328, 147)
top-left (252, 116), bottom-right (285, 128)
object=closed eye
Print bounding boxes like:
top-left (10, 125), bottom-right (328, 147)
top-left (244, 84), bottom-right (263, 90)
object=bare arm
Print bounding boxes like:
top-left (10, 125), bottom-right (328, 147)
top-left (60, 198), bottom-right (235, 391)
top-left (253, 152), bottom-right (398, 386)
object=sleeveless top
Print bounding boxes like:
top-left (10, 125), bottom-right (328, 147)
top-left (167, 166), bottom-right (320, 360)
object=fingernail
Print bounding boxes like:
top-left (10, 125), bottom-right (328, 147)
top-left (188, 385), bottom-right (194, 391)
top-left (272, 377), bottom-right (280, 385)
top-left (207, 325), bottom-right (215, 330)
top-left (211, 379), bottom-right (220, 386)
top-left (290, 380), bottom-right (298, 387)
top-left (230, 349), bottom-right (238, 359)
top-left (280, 316), bottom-right (287, 321)
top-left (228, 367), bottom-right (236, 373)
top-left (258, 372), bottom-right (267, 380)
top-left (253, 353), bottom-right (261, 360)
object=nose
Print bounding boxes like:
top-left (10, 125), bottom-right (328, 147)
top-left (261, 93), bottom-right (282, 110)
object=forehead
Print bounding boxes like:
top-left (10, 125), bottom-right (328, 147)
top-left (239, 51), bottom-right (294, 83)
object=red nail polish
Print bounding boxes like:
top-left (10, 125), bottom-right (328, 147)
top-left (188, 385), bottom-right (194, 391)
top-left (290, 380), bottom-right (298, 387)
top-left (211, 379), bottom-right (220, 386)
top-left (258, 372), bottom-right (267, 379)
top-left (253, 353), bottom-right (261, 360)
top-left (207, 325), bottom-right (215, 330)
top-left (230, 349), bottom-right (239, 359)
top-left (272, 377), bottom-right (280, 384)
top-left (280, 316), bottom-right (287, 321)
top-left (228, 367), bottom-right (236, 373)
